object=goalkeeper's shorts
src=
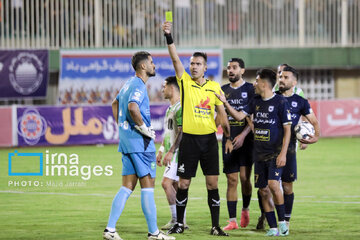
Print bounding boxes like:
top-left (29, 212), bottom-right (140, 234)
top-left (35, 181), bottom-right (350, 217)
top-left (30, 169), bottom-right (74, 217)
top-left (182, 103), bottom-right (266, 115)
top-left (122, 152), bottom-right (156, 178)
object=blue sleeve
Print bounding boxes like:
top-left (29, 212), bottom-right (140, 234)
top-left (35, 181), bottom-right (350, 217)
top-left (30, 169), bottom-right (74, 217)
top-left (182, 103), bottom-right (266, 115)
top-left (300, 98), bottom-right (312, 116)
top-left (128, 82), bottom-right (146, 105)
top-left (279, 98), bottom-right (292, 125)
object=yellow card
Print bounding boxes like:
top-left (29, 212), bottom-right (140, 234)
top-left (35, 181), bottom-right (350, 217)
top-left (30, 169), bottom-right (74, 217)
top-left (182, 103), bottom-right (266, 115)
top-left (166, 11), bottom-right (173, 22)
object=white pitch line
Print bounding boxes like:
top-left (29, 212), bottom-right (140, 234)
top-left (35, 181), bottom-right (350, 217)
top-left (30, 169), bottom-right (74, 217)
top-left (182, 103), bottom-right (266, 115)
top-left (1, 190), bottom-right (360, 204)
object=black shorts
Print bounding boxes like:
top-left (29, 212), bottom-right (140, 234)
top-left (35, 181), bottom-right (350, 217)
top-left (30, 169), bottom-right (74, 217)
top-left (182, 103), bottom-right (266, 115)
top-left (177, 132), bottom-right (219, 178)
top-left (282, 145), bottom-right (297, 183)
top-left (222, 135), bottom-right (253, 174)
top-left (254, 157), bottom-right (283, 188)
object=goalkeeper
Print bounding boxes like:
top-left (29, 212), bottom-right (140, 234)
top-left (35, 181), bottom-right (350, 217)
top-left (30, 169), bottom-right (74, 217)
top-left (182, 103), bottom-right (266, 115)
top-left (103, 51), bottom-right (175, 240)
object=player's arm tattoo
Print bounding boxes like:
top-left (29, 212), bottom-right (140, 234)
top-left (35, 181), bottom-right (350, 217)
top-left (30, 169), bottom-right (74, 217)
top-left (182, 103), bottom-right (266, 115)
top-left (168, 127), bottom-right (183, 153)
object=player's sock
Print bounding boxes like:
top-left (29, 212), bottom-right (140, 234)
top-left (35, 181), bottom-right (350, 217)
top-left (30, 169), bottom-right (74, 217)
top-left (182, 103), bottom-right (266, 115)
top-left (150, 229), bottom-right (160, 236)
top-left (265, 211), bottom-right (277, 228)
top-left (284, 193), bottom-right (294, 222)
top-left (257, 190), bottom-right (264, 213)
top-left (242, 194), bottom-right (251, 209)
top-left (105, 227), bottom-right (116, 232)
top-left (208, 189), bottom-right (220, 227)
top-left (275, 204), bottom-right (286, 222)
top-left (184, 209), bottom-right (187, 224)
top-left (176, 188), bottom-right (188, 224)
top-left (141, 188), bottom-right (158, 234)
top-left (107, 186), bottom-right (132, 229)
top-left (227, 201), bottom-right (237, 219)
top-left (170, 204), bottom-right (177, 221)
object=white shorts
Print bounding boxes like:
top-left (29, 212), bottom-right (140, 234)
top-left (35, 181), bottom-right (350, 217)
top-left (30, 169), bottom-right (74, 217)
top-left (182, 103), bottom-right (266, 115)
top-left (163, 151), bottom-right (179, 182)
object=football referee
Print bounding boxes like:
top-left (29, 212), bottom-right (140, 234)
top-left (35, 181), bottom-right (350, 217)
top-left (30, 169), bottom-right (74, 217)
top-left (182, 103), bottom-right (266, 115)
top-left (162, 21), bottom-right (233, 236)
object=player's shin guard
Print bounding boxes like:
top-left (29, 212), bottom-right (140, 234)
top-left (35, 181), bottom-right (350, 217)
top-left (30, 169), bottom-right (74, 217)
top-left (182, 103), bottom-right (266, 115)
top-left (176, 188), bottom-right (188, 224)
top-left (107, 186), bottom-right (132, 229)
top-left (141, 188), bottom-right (158, 234)
top-left (284, 193), bottom-right (294, 222)
top-left (208, 189), bottom-right (220, 227)
top-left (275, 204), bottom-right (286, 222)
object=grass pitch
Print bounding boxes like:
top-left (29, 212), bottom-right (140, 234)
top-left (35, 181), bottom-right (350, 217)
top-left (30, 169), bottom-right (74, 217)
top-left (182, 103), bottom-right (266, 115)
top-left (1, 137), bottom-right (360, 239)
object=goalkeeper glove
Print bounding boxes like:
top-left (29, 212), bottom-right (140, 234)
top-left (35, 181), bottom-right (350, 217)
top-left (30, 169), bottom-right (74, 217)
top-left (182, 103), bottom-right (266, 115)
top-left (135, 123), bottom-right (156, 140)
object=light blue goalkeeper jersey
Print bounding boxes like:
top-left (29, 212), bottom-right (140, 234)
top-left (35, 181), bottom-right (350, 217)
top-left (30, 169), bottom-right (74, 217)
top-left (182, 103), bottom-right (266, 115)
top-left (116, 76), bottom-right (155, 154)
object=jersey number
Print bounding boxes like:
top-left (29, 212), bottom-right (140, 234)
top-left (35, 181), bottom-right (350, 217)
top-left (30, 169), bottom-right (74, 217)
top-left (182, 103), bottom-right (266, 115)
top-left (254, 174), bottom-right (259, 184)
top-left (168, 119), bottom-right (174, 130)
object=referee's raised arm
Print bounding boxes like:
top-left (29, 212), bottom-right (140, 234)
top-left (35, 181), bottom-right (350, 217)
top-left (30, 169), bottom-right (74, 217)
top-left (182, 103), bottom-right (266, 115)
top-left (162, 21), bottom-right (184, 79)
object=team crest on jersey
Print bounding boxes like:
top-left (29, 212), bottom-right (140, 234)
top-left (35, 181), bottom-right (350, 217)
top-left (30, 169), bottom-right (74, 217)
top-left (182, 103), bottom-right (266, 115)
top-left (268, 106), bottom-right (274, 112)
top-left (291, 101), bottom-right (298, 107)
top-left (241, 92), bottom-right (247, 98)
top-left (256, 105), bottom-right (260, 111)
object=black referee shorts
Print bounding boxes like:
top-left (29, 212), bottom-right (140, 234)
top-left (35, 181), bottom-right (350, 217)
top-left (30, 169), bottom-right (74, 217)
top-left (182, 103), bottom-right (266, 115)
top-left (177, 132), bottom-right (219, 178)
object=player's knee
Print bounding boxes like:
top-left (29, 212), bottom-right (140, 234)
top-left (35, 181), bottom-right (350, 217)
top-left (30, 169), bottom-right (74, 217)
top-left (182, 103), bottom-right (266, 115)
top-left (206, 181), bottom-right (218, 190)
top-left (239, 172), bottom-right (249, 184)
top-left (178, 179), bottom-right (191, 189)
top-left (161, 179), bottom-right (170, 190)
top-left (268, 180), bottom-right (280, 193)
top-left (206, 176), bottom-right (218, 190)
top-left (123, 182), bottom-right (136, 191)
top-left (258, 187), bottom-right (271, 198)
top-left (282, 182), bottom-right (293, 194)
top-left (227, 174), bottom-right (238, 187)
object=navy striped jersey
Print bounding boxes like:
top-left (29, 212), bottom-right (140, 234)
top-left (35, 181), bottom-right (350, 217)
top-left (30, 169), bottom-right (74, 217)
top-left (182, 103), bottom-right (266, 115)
top-left (243, 94), bottom-right (292, 161)
top-left (278, 92), bottom-right (312, 147)
top-left (222, 81), bottom-right (255, 138)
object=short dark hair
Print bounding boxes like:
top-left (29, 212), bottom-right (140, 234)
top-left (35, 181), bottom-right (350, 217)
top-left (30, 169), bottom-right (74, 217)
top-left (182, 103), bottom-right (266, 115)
top-left (229, 58), bottom-right (245, 68)
top-left (165, 76), bottom-right (179, 91)
top-left (192, 52), bottom-right (207, 63)
top-left (278, 63), bottom-right (289, 69)
top-left (256, 68), bottom-right (277, 88)
top-left (283, 65), bottom-right (299, 80)
top-left (131, 51), bottom-right (151, 71)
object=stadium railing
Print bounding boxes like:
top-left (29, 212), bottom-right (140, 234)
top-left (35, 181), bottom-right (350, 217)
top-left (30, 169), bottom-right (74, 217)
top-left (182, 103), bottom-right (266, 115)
top-left (0, 0), bottom-right (359, 49)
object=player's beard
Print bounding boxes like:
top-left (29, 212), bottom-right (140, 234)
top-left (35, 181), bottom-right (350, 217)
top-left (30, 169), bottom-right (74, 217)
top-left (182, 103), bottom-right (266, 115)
top-left (229, 75), bottom-right (240, 83)
top-left (147, 70), bottom-right (156, 77)
top-left (279, 84), bottom-right (291, 93)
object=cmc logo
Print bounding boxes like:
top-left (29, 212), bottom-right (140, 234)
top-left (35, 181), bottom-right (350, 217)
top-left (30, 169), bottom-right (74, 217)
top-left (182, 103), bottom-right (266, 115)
top-left (17, 108), bottom-right (47, 145)
top-left (9, 52), bottom-right (44, 95)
